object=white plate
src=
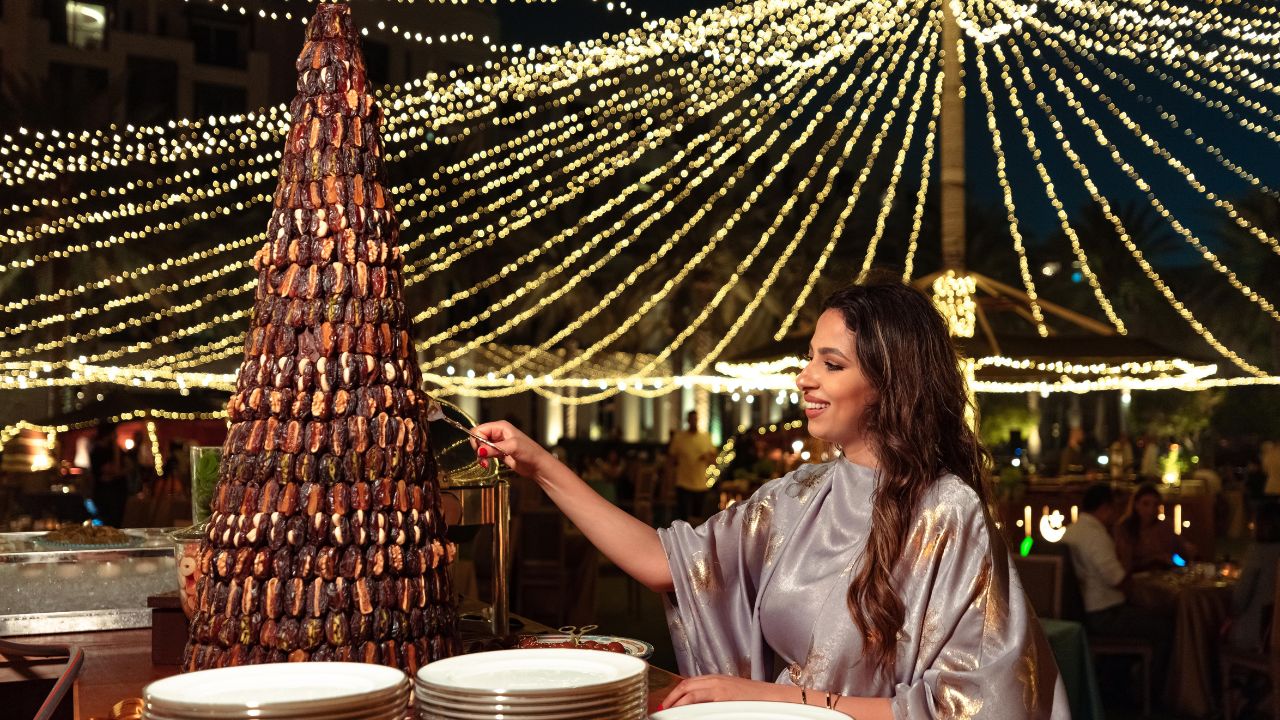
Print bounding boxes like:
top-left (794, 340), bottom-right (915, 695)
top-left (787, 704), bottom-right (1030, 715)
top-left (650, 701), bottom-right (848, 719)
top-left (415, 676), bottom-right (644, 703)
top-left (417, 681), bottom-right (645, 707)
top-left (417, 695), bottom-right (648, 720)
top-left (144, 704), bottom-right (405, 720)
top-left (415, 683), bottom-right (645, 707)
top-left (416, 648), bottom-right (646, 695)
top-left (144, 662), bottom-right (407, 714)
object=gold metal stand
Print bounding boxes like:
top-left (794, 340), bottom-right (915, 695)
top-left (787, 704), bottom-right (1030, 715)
top-left (440, 479), bottom-right (510, 637)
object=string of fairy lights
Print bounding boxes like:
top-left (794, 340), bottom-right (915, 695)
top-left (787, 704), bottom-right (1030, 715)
top-left (2, 0), bottom-right (819, 262)
top-left (1030, 38), bottom-right (1280, 325)
top-left (992, 37), bottom-right (1270, 377)
top-left (1, 0), bottom-right (1279, 442)
top-left (0, 72), bottom-right (652, 317)
top-left (0, 0), bottom-right (720, 189)
top-left (0, 0), bottom-right (803, 186)
top-left (426, 3), bottom-right (937, 402)
top-left (1027, 16), bottom-right (1280, 256)
top-left (417, 0), bottom-right (921, 358)
top-left (0, 1), bottom-right (814, 350)
top-left (783, 11), bottom-right (941, 337)
top-left (5, 0), bottom-right (880, 322)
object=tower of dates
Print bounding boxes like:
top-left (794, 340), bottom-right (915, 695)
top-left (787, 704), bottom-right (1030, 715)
top-left (183, 1), bottom-right (460, 673)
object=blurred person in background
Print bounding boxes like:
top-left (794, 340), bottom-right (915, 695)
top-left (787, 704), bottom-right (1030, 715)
top-left (1058, 427), bottom-right (1086, 476)
top-left (668, 410), bottom-right (717, 522)
top-left (1063, 483), bottom-right (1171, 692)
top-left (89, 425), bottom-right (126, 527)
top-left (1139, 433), bottom-right (1162, 481)
top-left (1114, 483), bottom-right (1196, 572)
top-left (1226, 501), bottom-right (1280, 653)
top-left (1262, 441), bottom-right (1280, 496)
top-left (1108, 434), bottom-right (1134, 481)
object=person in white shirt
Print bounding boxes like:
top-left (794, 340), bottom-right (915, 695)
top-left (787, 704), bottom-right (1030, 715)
top-left (1062, 484), bottom-right (1127, 615)
top-left (1061, 483), bottom-right (1170, 698)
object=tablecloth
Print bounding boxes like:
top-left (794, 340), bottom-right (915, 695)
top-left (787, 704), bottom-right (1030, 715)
top-left (1131, 570), bottom-right (1234, 717)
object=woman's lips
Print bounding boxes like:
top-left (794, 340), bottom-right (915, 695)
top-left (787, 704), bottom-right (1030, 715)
top-left (803, 400), bottom-right (829, 418)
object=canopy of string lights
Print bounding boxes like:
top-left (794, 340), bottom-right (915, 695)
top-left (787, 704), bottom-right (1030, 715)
top-left (1, 0), bottom-right (1277, 433)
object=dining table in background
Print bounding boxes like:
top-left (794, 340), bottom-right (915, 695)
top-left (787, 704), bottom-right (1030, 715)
top-left (1129, 568), bottom-right (1235, 718)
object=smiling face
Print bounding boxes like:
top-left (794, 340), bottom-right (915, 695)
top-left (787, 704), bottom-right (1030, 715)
top-left (795, 309), bottom-right (878, 464)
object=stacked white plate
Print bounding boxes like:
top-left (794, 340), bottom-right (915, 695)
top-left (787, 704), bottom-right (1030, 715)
top-left (415, 648), bottom-right (648, 719)
top-left (651, 702), bottom-right (848, 719)
top-left (141, 662), bottom-right (410, 720)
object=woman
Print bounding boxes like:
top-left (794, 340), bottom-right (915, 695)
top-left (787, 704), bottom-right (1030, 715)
top-left (471, 281), bottom-right (1067, 718)
top-left (1114, 483), bottom-right (1195, 572)
top-left (1227, 501), bottom-right (1280, 653)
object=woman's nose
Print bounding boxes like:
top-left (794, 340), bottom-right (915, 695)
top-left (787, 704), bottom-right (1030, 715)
top-left (796, 365), bottom-right (814, 391)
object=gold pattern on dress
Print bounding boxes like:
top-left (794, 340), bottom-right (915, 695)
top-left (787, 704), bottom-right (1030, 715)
top-left (979, 559), bottom-right (1012, 639)
top-left (800, 644), bottom-right (834, 686)
top-left (937, 681), bottom-right (983, 719)
top-left (764, 529), bottom-right (785, 566)
top-left (744, 498), bottom-right (773, 542)
top-left (905, 504), bottom-right (947, 561)
top-left (784, 466), bottom-right (827, 503)
top-left (668, 612), bottom-right (689, 649)
top-left (914, 607), bottom-right (945, 673)
top-left (1016, 650), bottom-right (1040, 712)
top-left (941, 647), bottom-right (979, 675)
top-left (689, 551), bottom-right (720, 598)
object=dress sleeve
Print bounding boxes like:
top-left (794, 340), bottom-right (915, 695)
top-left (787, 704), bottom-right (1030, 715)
top-left (892, 486), bottom-right (1069, 719)
top-left (657, 478), bottom-right (786, 679)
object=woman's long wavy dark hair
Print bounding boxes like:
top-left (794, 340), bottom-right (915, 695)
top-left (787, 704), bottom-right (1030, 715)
top-left (821, 280), bottom-right (992, 681)
top-left (1118, 482), bottom-right (1162, 542)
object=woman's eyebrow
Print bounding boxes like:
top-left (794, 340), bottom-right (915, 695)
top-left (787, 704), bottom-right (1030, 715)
top-left (816, 347), bottom-right (851, 361)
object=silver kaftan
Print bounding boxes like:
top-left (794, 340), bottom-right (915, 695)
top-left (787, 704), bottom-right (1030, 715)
top-left (657, 459), bottom-right (1068, 719)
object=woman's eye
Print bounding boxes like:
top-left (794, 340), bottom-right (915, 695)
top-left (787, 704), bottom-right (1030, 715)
top-left (825, 362), bottom-right (843, 371)
top-left (801, 354), bottom-right (813, 363)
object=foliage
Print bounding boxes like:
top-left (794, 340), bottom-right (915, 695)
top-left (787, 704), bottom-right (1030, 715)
top-left (1128, 389), bottom-right (1224, 441)
top-left (1211, 386), bottom-right (1280, 441)
top-left (976, 394), bottom-right (1038, 449)
top-left (190, 447), bottom-right (223, 526)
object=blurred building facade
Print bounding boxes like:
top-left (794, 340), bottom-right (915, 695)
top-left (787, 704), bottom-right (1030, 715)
top-left (0, 0), bottom-right (499, 127)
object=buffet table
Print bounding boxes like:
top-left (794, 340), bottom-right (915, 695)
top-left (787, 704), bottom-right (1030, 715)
top-left (4, 624), bottom-right (681, 719)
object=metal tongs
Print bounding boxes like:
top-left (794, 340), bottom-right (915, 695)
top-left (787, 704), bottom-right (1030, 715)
top-left (556, 624), bottom-right (600, 647)
top-left (424, 398), bottom-right (507, 457)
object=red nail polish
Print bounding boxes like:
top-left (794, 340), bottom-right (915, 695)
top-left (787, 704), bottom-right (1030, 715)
top-left (657, 705), bottom-right (664, 711)
top-left (478, 446), bottom-right (487, 458)
top-left (479, 458), bottom-right (488, 469)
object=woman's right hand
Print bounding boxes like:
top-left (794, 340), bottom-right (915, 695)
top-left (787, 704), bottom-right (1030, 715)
top-left (474, 421), bottom-right (674, 593)
top-left (470, 421), bottom-right (558, 481)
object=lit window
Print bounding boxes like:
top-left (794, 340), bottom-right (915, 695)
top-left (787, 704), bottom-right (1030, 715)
top-left (66, 1), bottom-right (106, 50)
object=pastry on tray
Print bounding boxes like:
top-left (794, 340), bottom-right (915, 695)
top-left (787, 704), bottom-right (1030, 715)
top-left (41, 525), bottom-right (134, 547)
